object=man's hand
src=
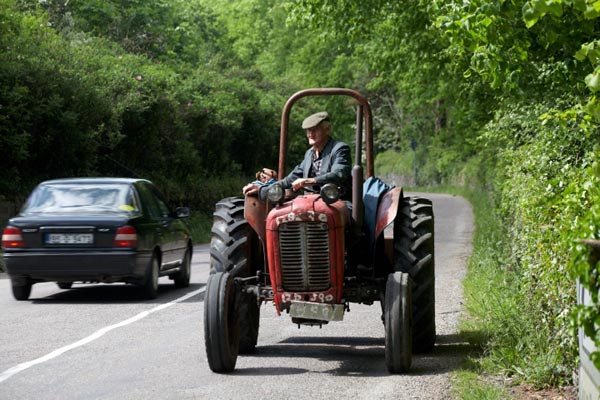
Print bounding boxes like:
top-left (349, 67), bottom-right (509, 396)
top-left (242, 183), bottom-right (259, 196)
top-left (291, 178), bottom-right (316, 191)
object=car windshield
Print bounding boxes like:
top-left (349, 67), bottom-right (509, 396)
top-left (22, 183), bottom-right (140, 215)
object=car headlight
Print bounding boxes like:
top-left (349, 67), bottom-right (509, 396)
top-left (267, 184), bottom-right (285, 203)
top-left (320, 183), bottom-right (340, 205)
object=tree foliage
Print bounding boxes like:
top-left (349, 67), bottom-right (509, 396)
top-left (0, 0), bottom-right (283, 208)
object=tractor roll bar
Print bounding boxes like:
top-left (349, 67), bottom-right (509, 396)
top-left (279, 88), bottom-right (374, 228)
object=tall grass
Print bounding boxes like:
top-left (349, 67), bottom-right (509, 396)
top-left (427, 185), bottom-right (574, 398)
top-left (186, 212), bottom-right (213, 244)
top-left (452, 371), bottom-right (510, 400)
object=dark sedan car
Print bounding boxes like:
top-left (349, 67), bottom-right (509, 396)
top-left (1, 178), bottom-right (192, 300)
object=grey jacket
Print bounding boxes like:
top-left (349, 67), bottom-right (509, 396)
top-left (268, 138), bottom-right (352, 199)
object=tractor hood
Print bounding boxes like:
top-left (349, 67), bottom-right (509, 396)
top-left (266, 194), bottom-right (350, 230)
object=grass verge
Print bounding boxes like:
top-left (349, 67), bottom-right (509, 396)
top-left (187, 211), bottom-right (213, 245)
top-left (415, 185), bottom-right (576, 399)
top-left (450, 186), bottom-right (515, 399)
top-left (413, 186), bottom-right (516, 399)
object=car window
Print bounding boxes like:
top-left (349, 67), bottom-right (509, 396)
top-left (22, 183), bottom-right (140, 214)
top-left (136, 182), bottom-right (163, 219)
top-left (149, 185), bottom-right (171, 217)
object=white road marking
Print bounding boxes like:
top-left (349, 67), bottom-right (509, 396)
top-left (0, 286), bottom-right (206, 383)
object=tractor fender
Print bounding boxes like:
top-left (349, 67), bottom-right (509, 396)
top-left (244, 196), bottom-right (267, 243)
top-left (374, 187), bottom-right (403, 241)
top-left (244, 196), bottom-right (268, 270)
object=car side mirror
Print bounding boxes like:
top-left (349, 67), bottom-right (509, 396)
top-left (175, 207), bottom-right (190, 218)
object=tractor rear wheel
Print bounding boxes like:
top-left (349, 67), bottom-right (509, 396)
top-left (204, 271), bottom-right (240, 373)
top-left (210, 197), bottom-right (260, 353)
top-left (384, 272), bottom-right (412, 373)
top-left (394, 195), bottom-right (436, 353)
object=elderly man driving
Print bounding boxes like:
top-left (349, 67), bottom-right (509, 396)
top-left (243, 111), bottom-right (352, 200)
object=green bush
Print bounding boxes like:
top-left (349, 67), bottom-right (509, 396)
top-left (453, 97), bottom-right (594, 388)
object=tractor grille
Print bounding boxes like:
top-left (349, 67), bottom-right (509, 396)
top-left (278, 222), bottom-right (330, 291)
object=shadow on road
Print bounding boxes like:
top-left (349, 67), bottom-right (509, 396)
top-left (235, 333), bottom-right (480, 377)
top-left (226, 367), bottom-right (310, 376)
top-left (28, 282), bottom-right (206, 304)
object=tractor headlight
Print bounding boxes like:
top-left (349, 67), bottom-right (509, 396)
top-left (267, 183), bottom-right (285, 203)
top-left (320, 183), bottom-right (340, 205)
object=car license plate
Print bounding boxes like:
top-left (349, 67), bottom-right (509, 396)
top-left (45, 233), bottom-right (94, 245)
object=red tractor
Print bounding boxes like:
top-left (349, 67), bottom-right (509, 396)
top-left (204, 88), bottom-right (435, 373)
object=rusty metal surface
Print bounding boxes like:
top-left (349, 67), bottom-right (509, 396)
top-left (375, 187), bottom-right (402, 240)
top-left (244, 196), bottom-right (267, 244)
top-left (265, 193), bottom-right (348, 313)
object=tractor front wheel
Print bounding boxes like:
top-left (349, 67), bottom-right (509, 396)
top-left (204, 271), bottom-right (240, 373)
top-left (384, 272), bottom-right (412, 373)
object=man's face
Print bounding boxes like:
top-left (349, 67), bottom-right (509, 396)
top-left (306, 124), bottom-right (330, 149)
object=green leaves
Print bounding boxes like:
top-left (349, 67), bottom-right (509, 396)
top-left (522, 1), bottom-right (540, 28)
top-left (575, 41), bottom-right (600, 96)
top-left (576, 40), bottom-right (600, 63)
top-left (585, 71), bottom-right (600, 92)
top-left (522, 0), bottom-right (563, 28)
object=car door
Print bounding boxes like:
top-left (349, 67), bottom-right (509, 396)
top-left (135, 182), bottom-right (174, 265)
top-left (148, 184), bottom-right (188, 263)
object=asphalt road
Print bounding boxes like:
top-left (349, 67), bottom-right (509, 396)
top-left (0, 193), bottom-right (473, 400)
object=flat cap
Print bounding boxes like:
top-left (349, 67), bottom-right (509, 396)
top-left (302, 111), bottom-right (330, 129)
